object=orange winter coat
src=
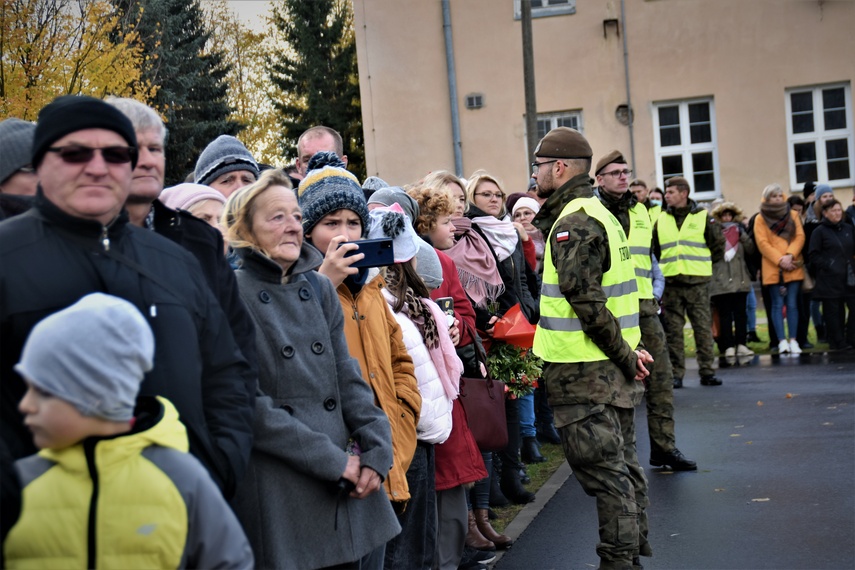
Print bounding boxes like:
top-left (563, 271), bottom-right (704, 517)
top-left (337, 272), bottom-right (421, 506)
top-left (754, 209), bottom-right (805, 285)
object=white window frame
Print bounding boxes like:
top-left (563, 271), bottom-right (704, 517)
top-left (514, 0), bottom-right (576, 20)
top-left (785, 82), bottom-right (854, 191)
top-left (535, 110), bottom-right (583, 142)
top-left (652, 97), bottom-right (720, 201)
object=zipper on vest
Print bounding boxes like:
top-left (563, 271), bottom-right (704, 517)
top-left (84, 442), bottom-right (100, 569)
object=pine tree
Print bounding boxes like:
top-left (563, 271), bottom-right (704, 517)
top-left (115, 0), bottom-right (242, 184)
top-left (268, 0), bottom-right (365, 180)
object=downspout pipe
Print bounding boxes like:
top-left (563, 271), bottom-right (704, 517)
top-left (621, 0), bottom-right (635, 169)
top-left (442, 0), bottom-right (464, 176)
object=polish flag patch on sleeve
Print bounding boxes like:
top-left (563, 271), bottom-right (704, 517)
top-left (556, 231), bottom-right (570, 243)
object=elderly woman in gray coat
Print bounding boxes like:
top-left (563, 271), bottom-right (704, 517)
top-left (710, 201), bottom-right (756, 360)
top-left (223, 169), bottom-right (400, 569)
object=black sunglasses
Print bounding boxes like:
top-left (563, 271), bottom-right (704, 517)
top-left (46, 145), bottom-right (138, 165)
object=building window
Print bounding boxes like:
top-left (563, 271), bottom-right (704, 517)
top-left (652, 98), bottom-right (719, 198)
top-left (514, 0), bottom-right (576, 19)
top-left (536, 111), bottom-right (582, 141)
top-left (785, 83), bottom-right (853, 189)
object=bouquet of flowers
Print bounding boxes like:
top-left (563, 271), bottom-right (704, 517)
top-left (486, 341), bottom-right (543, 399)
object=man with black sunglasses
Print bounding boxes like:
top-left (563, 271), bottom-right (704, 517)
top-left (0, 95), bottom-right (254, 500)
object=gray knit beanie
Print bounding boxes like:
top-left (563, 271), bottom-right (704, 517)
top-left (415, 240), bottom-right (443, 290)
top-left (0, 118), bottom-right (35, 184)
top-left (298, 151), bottom-right (369, 237)
top-left (367, 186), bottom-right (421, 224)
top-left (814, 184), bottom-right (834, 201)
top-left (15, 293), bottom-right (154, 422)
top-left (194, 135), bottom-right (259, 186)
top-left (362, 176), bottom-right (390, 192)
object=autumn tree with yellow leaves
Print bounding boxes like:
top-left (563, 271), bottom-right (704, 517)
top-left (0, 0), bottom-right (155, 119)
top-left (202, 0), bottom-right (286, 167)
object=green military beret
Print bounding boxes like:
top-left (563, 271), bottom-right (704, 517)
top-left (534, 127), bottom-right (593, 159)
top-left (595, 150), bottom-right (627, 175)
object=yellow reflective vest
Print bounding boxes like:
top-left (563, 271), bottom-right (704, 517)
top-left (534, 196), bottom-right (641, 363)
top-left (656, 210), bottom-right (712, 277)
top-left (628, 204), bottom-right (654, 300)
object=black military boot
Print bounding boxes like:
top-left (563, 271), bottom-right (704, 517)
top-left (700, 374), bottom-right (722, 386)
top-left (650, 447), bottom-right (697, 471)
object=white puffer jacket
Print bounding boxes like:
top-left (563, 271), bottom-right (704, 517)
top-left (382, 289), bottom-right (453, 444)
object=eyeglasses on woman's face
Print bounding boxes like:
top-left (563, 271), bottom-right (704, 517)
top-left (474, 191), bottom-right (504, 201)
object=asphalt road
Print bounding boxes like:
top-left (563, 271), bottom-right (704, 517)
top-left (495, 351), bottom-right (855, 570)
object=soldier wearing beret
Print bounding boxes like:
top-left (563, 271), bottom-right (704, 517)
top-left (594, 151), bottom-right (697, 472)
top-left (531, 127), bottom-right (653, 570)
top-left (653, 177), bottom-right (725, 388)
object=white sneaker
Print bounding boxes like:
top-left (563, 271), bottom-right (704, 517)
top-left (789, 339), bottom-right (802, 354)
top-left (724, 347), bottom-right (736, 358)
top-left (736, 344), bottom-right (754, 357)
top-left (778, 339), bottom-right (790, 354)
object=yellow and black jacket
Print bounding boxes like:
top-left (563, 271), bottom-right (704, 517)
top-left (4, 397), bottom-right (253, 569)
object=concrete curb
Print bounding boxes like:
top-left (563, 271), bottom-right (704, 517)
top-left (489, 462), bottom-right (573, 567)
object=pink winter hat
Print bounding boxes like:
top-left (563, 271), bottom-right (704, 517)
top-left (160, 183), bottom-right (226, 211)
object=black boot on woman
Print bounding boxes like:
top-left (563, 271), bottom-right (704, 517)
top-left (499, 465), bottom-right (535, 504)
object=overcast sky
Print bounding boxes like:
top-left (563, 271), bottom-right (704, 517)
top-left (220, 0), bottom-right (274, 31)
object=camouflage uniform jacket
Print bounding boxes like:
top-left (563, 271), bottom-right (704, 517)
top-left (652, 199), bottom-right (725, 287)
top-left (533, 174), bottom-right (643, 409)
top-left (595, 187), bottom-right (635, 235)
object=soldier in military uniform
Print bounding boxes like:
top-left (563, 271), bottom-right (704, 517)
top-left (595, 151), bottom-right (697, 472)
top-left (653, 177), bottom-right (725, 388)
top-left (531, 128), bottom-right (654, 570)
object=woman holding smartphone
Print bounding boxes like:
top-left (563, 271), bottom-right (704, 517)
top-left (298, 153), bottom-right (427, 567)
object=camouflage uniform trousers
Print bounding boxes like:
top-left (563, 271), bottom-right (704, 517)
top-left (554, 403), bottom-right (651, 570)
top-left (662, 282), bottom-right (716, 379)
top-left (639, 309), bottom-right (676, 454)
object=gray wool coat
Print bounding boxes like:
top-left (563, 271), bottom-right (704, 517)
top-left (231, 245), bottom-right (400, 569)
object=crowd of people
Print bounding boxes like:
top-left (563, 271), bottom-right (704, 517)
top-left (0, 95), bottom-right (853, 570)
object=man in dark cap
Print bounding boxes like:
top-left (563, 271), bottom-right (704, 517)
top-left (652, 176), bottom-right (725, 388)
top-left (531, 127), bottom-right (654, 570)
top-left (0, 95), bottom-right (253, 499)
top-left (594, 151), bottom-right (697, 472)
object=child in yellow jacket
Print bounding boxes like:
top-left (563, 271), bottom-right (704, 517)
top-left (3, 293), bottom-right (253, 569)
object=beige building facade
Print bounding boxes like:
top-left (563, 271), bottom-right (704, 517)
top-left (353, 0), bottom-right (854, 212)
